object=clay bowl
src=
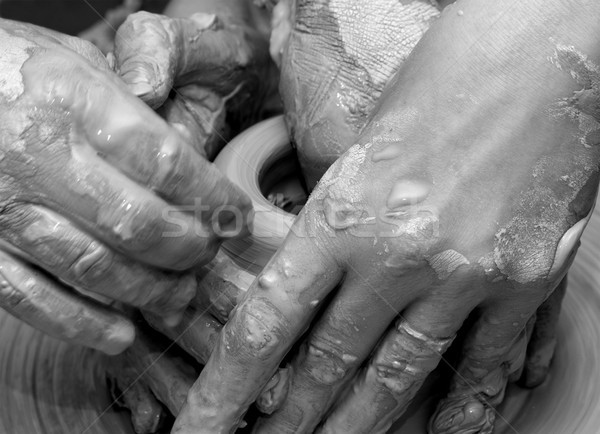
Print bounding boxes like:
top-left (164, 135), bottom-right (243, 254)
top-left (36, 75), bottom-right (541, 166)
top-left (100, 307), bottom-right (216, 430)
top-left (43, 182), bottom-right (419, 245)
top-left (214, 115), bottom-right (305, 275)
top-left (1, 116), bottom-right (600, 433)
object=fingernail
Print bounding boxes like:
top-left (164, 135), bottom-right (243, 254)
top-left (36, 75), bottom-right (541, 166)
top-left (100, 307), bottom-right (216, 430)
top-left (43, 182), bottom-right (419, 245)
top-left (462, 401), bottom-right (486, 425)
top-left (218, 206), bottom-right (254, 239)
top-left (189, 13), bottom-right (219, 29)
top-left (129, 80), bottom-right (154, 98)
top-left (216, 209), bottom-right (242, 238)
top-left (102, 318), bottom-right (136, 355)
top-left (163, 310), bottom-right (185, 328)
top-left (430, 399), bottom-right (493, 434)
top-left (105, 51), bottom-right (116, 70)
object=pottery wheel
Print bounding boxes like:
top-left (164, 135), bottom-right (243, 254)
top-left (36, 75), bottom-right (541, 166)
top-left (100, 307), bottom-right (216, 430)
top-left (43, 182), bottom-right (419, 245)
top-left (2, 205), bottom-right (600, 434)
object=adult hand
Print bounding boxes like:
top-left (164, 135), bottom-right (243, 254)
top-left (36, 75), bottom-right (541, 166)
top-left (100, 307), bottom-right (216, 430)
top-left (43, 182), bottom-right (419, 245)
top-left (112, 0), bottom-right (277, 160)
top-left (109, 250), bottom-right (293, 432)
top-left (275, 0), bottom-right (440, 188)
top-left (0, 19), bottom-right (252, 355)
top-left (172, 0), bottom-right (600, 433)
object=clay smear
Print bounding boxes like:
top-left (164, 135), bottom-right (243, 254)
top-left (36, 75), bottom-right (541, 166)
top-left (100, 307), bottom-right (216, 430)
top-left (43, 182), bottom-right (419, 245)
top-left (0, 28), bottom-right (36, 103)
top-left (548, 43), bottom-right (600, 147)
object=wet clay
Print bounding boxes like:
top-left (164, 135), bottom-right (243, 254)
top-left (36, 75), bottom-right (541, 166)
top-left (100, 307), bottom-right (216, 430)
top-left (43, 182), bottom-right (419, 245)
top-left (548, 44), bottom-right (600, 147)
top-left (0, 28), bottom-right (35, 102)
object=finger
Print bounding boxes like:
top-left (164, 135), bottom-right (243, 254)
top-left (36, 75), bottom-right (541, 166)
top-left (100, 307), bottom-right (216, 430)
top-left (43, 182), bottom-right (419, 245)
top-left (21, 46), bottom-right (253, 221)
top-left (0, 250), bottom-right (134, 355)
top-left (192, 250), bottom-right (253, 323)
top-left (254, 274), bottom-right (403, 434)
top-left (120, 330), bottom-right (197, 415)
top-left (114, 381), bottom-right (165, 434)
top-left (3, 18), bottom-right (112, 69)
top-left (428, 298), bottom-right (546, 434)
top-left (508, 314), bottom-right (537, 384)
top-left (107, 356), bottom-right (166, 434)
top-left (145, 306), bottom-right (292, 415)
top-left (521, 276), bottom-right (567, 388)
top-left (172, 220), bottom-right (344, 434)
top-left (8, 130), bottom-right (222, 270)
top-left (269, 0), bottom-right (292, 67)
top-left (256, 365), bottom-right (293, 416)
top-left (113, 11), bottom-right (264, 107)
top-left (319, 291), bottom-right (476, 434)
top-left (157, 84), bottom-right (229, 161)
top-left (0, 204), bottom-right (195, 319)
top-left (144, 306), bottom-right (223, 365)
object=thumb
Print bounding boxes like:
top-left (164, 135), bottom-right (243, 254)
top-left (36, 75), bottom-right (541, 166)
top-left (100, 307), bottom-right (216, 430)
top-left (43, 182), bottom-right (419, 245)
top-left (113, 11), bottom-right (181, 108)
top-left (113, 11), bottom-right (264, 109)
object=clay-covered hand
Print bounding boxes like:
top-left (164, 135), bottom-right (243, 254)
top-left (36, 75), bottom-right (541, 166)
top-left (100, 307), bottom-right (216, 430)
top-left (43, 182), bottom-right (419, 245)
top-left (0, 19), bottom-right (252, 355)
top-left (112, 0), bottom-right (276, 160)
top-left (275, 0), bottom-right (562, 399)
top-left (172, 1), bottom-right (600, 433)
top-left (107, 250), bottom-right (295, 432)
top-left (274, 0), bottom-right (440, 188)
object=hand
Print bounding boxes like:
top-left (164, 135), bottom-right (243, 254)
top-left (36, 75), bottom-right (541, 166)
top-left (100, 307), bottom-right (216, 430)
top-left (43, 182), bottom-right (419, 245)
top-left (112, 0), bottom-right (277, 160)
top-left (172, 0), bottom-right (600, 433)
top-left (0, 19), bottom-right (252, 355)
top-left (274, 0), bottom-right (440, 188)
top-left (109, 251), bottom-right (294, 432)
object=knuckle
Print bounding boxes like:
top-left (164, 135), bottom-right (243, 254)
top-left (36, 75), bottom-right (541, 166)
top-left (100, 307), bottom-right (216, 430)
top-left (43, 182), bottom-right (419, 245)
top-left (0, 199), bottom-right (28, 235)
top-left (107, 202), bottom-right (166, 252)
top-left (372, 322), bottom-right (453, 395)
top-left (225, 297), bottom-right (289, 360)
top-left (67, 240), bottom-right (114, 285)
top-left (426, 248), bottom-right (471, 281)
top-left (372, 353), bottom-right (437, 395)
top-left (382, 208), bottom-right (440, 245)
top-left (303, 341), bottom-right (357, 386)
top-left (373, 365), bottom-right (411, 395)
top-left (0, 275), bottom-right (25, 310)
top-left (372, 356), bottom-right (428, 395)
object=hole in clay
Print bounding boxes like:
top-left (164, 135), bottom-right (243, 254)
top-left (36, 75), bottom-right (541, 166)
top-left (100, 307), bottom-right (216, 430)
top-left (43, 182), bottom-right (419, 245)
top-left (258, 144), bottom-right (308, 215)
